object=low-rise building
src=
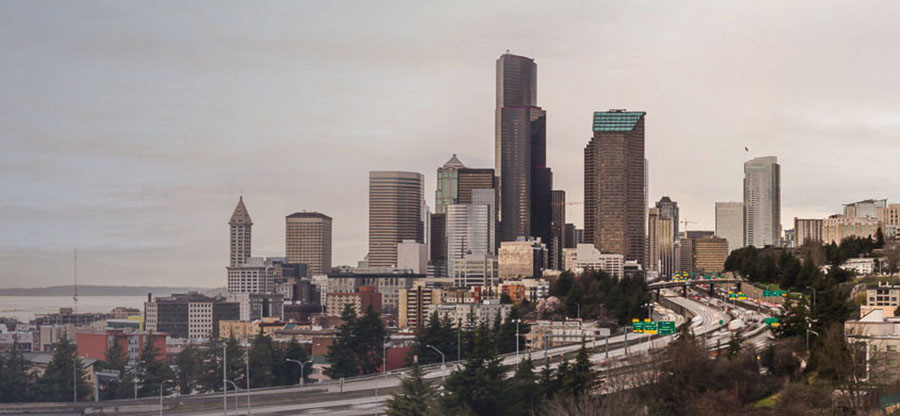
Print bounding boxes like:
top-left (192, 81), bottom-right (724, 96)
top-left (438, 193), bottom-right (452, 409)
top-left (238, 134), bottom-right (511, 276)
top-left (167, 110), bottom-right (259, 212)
top-left (226, 292), bottom-right (284, 322)
top-left (527, 320), bottom-right (610, 349)
top-left (146, 292), bottom-right (240, 339)
top-left (861, 282), bottom-right (900, 318)
top-left (845, 309), bottom-right (900, 383)
top-left (452, 254), bottom-right (499, 288)
top-left (75, 329), bottom-right (166, 365)
top-left (325, 286), bottom-right (382, 317)
top-left (218, 317), bottom-right (285, 341)
top-left (423, 300), bottom-right (511, 327)
top-left (563, 244), bottom-right (625, 278)
top-left (843, 257), bottom-right (876, 276)
top-left (326, 268), bottom-right (424, 313)
top-left (398, 287), bottom-right (443, 329)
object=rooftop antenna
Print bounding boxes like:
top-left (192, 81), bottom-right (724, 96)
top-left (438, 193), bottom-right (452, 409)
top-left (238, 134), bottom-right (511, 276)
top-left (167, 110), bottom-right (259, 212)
top-left (73, 249), bottom-right (78, 313)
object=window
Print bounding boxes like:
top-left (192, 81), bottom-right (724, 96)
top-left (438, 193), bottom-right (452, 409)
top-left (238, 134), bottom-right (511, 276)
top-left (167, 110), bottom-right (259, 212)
top-left (890, 345), bottom-right (898, 352)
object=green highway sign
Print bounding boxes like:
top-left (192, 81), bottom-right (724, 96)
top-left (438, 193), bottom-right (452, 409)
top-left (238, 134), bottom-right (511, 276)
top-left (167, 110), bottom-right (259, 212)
top-left (762, 290), bottom-right (787, 297)
top-left (643, 321), bottom-right (658, 334)
top-left (764, 317), bottom-right (780, 327)
top-left (632, 319), bottom-right (644, 333)
top-left (658, 321), bottom-right (676, 335)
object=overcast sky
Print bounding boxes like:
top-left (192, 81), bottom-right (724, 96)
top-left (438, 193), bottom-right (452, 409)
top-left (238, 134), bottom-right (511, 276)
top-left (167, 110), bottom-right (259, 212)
top-left (2, 1), bottom-right (900, 288)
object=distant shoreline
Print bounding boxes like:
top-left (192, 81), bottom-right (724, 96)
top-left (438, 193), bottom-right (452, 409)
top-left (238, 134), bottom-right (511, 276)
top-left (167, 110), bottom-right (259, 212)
top-left (0, 285), bottom-right (220, 297)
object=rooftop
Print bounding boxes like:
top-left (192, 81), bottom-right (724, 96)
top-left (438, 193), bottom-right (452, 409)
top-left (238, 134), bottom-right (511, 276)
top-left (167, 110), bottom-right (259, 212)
top-left (286, 212), bottom-right (332, 220)
top-left (592, 110), bottom-right (646, 132)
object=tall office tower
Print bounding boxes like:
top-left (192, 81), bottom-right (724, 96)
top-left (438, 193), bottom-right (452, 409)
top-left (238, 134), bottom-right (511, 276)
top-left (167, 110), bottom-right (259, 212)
top-left (563, 223), bottom-right (576, 248)
top-left (584, 110), bottom-right (647, 265)
top-left (435, 154), bottom-right (466, 214)
top-left (495, 53), bottom-right (551, 243)
top-left (715, 202), bottom-right (744, 253)
top-left (369, 171), bottom-right (425, 268)
top-left (429, 213), bottom-right (447, 276)
top-left (229, 196), bottom-right (252, 267)
top-left (550, 190), bottom-right (567, 270)
top-left (471, 188), bottom-right (497, 252)
top-left (285, 212), bottom-right (332, 275)
top-left (446, 204), bottom-right (491, 277)
top-left (744, 156), bottom-right (781, 248)
top-left (648, 208), bottom-right (662, 273)
top-left (457, 168), bottom-right (496, 204)
top-left (655, 197), bottom-right (679, 241)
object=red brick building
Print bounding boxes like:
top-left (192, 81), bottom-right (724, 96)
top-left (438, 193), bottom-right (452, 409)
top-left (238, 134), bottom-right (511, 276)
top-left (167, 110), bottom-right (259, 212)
top-left (76, 329), bottom-right (166, 364)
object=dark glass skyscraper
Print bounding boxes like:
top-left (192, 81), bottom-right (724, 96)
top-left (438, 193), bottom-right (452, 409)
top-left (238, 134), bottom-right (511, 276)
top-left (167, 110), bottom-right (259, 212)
top-left (584, 110), bottom-right (646, 266)
top-left (495, 53), bottom-right (552, 244)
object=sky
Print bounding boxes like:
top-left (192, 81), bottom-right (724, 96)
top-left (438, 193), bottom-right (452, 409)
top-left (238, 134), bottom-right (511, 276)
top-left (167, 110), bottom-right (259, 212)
top-left (2, 1), bottom-right (900, 288)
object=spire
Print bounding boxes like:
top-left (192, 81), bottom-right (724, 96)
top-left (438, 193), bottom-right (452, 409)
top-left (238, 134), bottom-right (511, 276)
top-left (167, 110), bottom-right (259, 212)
top-left (443, 153), bottom-right (466, 169)
top-left (230, 196), bottom-right (253, 226)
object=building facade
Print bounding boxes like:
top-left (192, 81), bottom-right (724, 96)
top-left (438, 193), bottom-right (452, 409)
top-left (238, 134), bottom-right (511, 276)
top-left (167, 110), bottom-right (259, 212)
top-left (793, 218), bottom-right (824, 247)
top-left (229, 197), bottom-right (252, 267)
top-left (145, 293), bottom-right (239, 339)
top-left (656, 197), bottom-right (679, 242)
top-left (844, 199), bottom-right (886, 219)
top-left (584, 110), bottom-right (646, 266)
top-left (498, 237), bottom-right (547, 278)
top-left (285, 212), bottom-right (332, 275)
top-left (550, 190), bottom-right (566, 271)
top-left (744, 156), bottom-right (781, 248)
top-left (823, 215), bottom-right (881, 245)
top-left (435, 154), bottom-right (466, 214)
top-left (325, 286), bottom-right (382, 317)
top-left (446, 203), bottom-right (492, 277)
top-left (398, 287), bottom-right (443, 329)
top-left (452, 254), bottom-right (499, 288)
top-left (715, 201), bottom-right (744, 253)
top-left (369, 171), bottom-right (425, 268)
top-left (397, 240), bottom-right (428, 274)
top-left (563, 244), bottom-right (625, 278)
top-left (693, 236), bottom-right (728, 274)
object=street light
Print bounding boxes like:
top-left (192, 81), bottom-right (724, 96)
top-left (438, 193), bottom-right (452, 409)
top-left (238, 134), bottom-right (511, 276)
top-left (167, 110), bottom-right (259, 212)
top-left (513, 319), bottom-right (522, 359)
top-left (159, 379), bottom-right (174, 416)
top-left (425, 345), bottom-right (446, 381)
top-left (286, 359), bottom-right (312, 387)
top-left (224, 380), bottom-right (239, 410)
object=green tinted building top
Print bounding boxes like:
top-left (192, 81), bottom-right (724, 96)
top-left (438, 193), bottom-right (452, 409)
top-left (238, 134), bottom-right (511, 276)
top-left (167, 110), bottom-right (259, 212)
top-left (592, 111), bottom-right (646, 132)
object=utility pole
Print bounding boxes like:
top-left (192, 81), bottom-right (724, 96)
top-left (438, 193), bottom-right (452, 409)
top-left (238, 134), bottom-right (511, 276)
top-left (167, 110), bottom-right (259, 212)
top-left (223, 344), bottom-right (227, 416)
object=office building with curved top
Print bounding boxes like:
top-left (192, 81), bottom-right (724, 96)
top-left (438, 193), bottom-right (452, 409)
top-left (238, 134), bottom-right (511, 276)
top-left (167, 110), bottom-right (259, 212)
top-left (286, 212), bottom-right (332, 275)
top-left (369, 171), bottom-right (424, 268)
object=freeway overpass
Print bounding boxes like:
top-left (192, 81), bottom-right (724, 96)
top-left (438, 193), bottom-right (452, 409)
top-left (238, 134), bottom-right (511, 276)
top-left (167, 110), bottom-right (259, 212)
top-left (648, 277), bottom-right (747, 298)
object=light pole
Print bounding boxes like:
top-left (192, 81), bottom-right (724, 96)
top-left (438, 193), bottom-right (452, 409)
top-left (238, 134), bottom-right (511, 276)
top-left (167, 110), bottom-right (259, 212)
top-left (224, 380), bottom-right (239, 410)
top-left (514, 319), bottom-right (522, 359)
top-left (425, 345), bottom-right (446, 381)
top-left (132, 360), bottom-right (146, 400)
top-left (159, 379), bottom-right (174, 416)
top-left (223, 344), bottom-right (227, 416)
top-left (806, 286), bottom-right (817, 314)
top-left (245, 346), bottom-right (251, 416)
top-left (286, 359), bottom-right (312, 387)
top-left (457, 324), bottom-right (461, 362)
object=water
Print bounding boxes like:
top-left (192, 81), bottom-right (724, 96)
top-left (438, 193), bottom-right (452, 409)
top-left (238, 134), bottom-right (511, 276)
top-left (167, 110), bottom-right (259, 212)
top-left (0, 296), bottom-right (148, 323)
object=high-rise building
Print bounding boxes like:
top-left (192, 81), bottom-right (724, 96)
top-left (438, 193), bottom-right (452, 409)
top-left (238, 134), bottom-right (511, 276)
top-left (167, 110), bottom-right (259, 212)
top-left (794, 218), bottom-right (824, 247)
top-left (844, 199), bottom-right (886, 219)
top-left (655, 197), bottom-right (679, 241)
top-left (471, 188), bottom-right (497, 252)
top-left (446, 204), bottom-right (492, 277)
top-left (145, 292), bottom-right (239, 339)
top-left (435, 154), bottom-right (466, 214)
top-left (563, 223), bottom-right (576, 248)
top-left (498, 237), bottom-right (547, 278)
top-left (744, 156), bottom-right (781, 248)
top-left (648, 208), bottom-right (661, 273)
top-left (495, 53), bottom-right (551, 244)
top-left (562, 244), bottom-right (625, 278)
top-left (285, 212), bottom-right (332, 275)
top-left (694, 236), bottom-right (729, 274)
top-left (823, 215), bottom-right (881, 245)
top-left (458, 168), bottom-right (496, 205)
top-left (397, 240), bottom-right (428, 274)
top-left (648, 208), bottom-right (675, 278)
top-left (229, 197), bottom-right (252, 267)
top-left (550, 190), bottom-right (566, 270)
top-left (715, 202), bottom-right (744, 253)
top-left (429, 213), bottom-right (447, 276)
top-left (584, 110), bottom-right (647, 265)
top-left (368, 171), bottom-right (425, 268)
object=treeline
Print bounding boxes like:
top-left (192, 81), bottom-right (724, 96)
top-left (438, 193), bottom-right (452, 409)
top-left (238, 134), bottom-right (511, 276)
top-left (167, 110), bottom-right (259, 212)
top-left (0, 331), bottom-right (310, 403)
top-left (550, 269), bottom-right (651, 325)
top-left (324, 305), bottom-right (386, 379)
top-left (410, 306), bottom-right (530, 366)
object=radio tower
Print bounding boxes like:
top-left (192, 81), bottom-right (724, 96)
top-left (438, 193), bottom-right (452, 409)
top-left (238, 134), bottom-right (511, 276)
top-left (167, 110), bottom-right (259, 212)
top-left (73, 249), bottom-right (78, 313)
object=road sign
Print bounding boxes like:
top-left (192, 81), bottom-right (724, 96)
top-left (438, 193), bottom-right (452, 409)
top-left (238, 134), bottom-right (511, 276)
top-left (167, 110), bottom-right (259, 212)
top-left (643, 321), bottom-right (658, 334)
top-left (762, 290), bottom-right (787, 297)
top-left (632, 319), bottom-right (644, 333)
top-left (764, 317), bottom-right (780, 327)
top-left (658, 321), bottom-right (676, 335)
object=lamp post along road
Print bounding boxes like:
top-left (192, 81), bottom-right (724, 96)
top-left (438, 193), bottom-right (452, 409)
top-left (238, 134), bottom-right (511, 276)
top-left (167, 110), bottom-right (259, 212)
top-left (286, 359), bottom-right (312, 387)
top-left (426, 344), bottom-right (446, 381)
top-left (223, 344), bottom-right (227, 416)
top-left (159, 379), bottom-right (173, 416)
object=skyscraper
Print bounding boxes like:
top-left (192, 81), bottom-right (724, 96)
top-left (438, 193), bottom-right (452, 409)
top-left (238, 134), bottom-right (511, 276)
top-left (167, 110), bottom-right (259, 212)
top-left (550, 190), bottom-right (566, 270)
top-left (285, 212), bottom-right (332, 275)
top-left (435, 154), bottom-right (466, 214)
top-left (648, 207), bottom-right (675, 278)
top-left (446, 204), bottom-right (491, 277)
top-left (457, 168), bottom-right (496, 205)
top-left (494, 53), bottom-right (551, 243)
top-left (715, 202), bottom-right (744, 253)
top-left (229, 196), bottom-right (252, 267)
top-left (744, 156), bottom-right (781, 248)
top-left (655, 197), bottom-right (679, 241)
top-left (369, 171), bottom-right (425, 268)
top-left (584, 110), bottom-right (647, 265)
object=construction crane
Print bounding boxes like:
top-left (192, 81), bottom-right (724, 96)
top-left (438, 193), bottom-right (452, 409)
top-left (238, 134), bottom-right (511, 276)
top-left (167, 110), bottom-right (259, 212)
top-left (681, 218), bottom-right (697, 232)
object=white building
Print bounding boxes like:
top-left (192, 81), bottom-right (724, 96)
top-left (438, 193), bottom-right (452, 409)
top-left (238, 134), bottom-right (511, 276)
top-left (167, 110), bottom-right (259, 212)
top-left (563, 244), bottom-right (625, 278)
top-left (446, 204), bottom-right (492, 277)
top-left (424, 299), bottom-right (511, 327)
top-left (527, 320), bottom-right (610, 349)
top-left (226, 257), bottom-right (277, 294)
top-left (843, 258), bottom-right (876, 276)
top-left (397, 240), bottom-right (428, 274)
top-left (470, 189), bottom-right (497, 252)
top-left (715, 202), bottom-right (744, 253)
top-left (452, 253), bottom-right (499, 288)
top-left (744, 156), bottom-right (781, 248)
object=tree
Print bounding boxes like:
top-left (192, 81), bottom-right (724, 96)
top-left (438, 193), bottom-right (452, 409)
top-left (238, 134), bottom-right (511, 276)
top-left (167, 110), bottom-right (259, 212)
top-left (502, 357), bottom-right (542, 415)
top-left (439, 347), bottom-right (504, 415)
top-left (0, 341), bottom-right (34, 403)
top-left (276, 338), bottom-right (310, 386)
top-left (99, 338), bottom-right (129, 400)
top-left (175, 345), bottom-right (203, 395)
top-left (325, 305), bottom-right (361, 379)
top-left (36, 335), bottom-right (89, 402)
top-left (248, 329), bottom-right (276, 388)
top-left (385, 361), bottom-right (436, 416)
top-left (725, 332), bottom-right (743, 359)
top-left (136, 335), bottom-right (175, 397)
top-left (562, 342), bottom-right (595, 397)
top-left (354, 305), bottom-right (387, 375)
top-left (198, 337), bottom-right (224, 392)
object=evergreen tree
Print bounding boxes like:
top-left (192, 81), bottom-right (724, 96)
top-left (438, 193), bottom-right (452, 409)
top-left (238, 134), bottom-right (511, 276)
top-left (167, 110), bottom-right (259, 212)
top-left (37, 335), bottom-right (89, 402)
top-left (0, 342), bottom-right (34, 403)
top-left (198, 337), bottom-right (224, 392)
top-left (248, 329), bottom-right (275, 388)
top-left (175, 345), bottom-right (203, 395)
top-left (277, 338), bottom-right (310, 385)
top-left (385, 361), bottom-right (436, 416)
top-left (224, 334), bottom-right (246, 386)
top-left (325, 305), bottom-right (362, 379)
top-left (354, 305), bottom-right (387, 374)
top-left (98, 338), bottom-right (128, 400)
top-left (503, 357), bottom-right (542, 415)
top-left (726, 332), bottom-right (743, 359)
top-left (562, 342), bottom-right (596, 397)
top-left (439, 347), bottom-right (504, 415)
top-left (136, 335), bottom-right (175, 397)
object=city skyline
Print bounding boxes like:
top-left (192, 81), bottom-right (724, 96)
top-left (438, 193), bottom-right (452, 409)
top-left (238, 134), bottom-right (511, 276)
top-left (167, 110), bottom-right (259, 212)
top-left (5, 1), bottom-right (900, 287)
